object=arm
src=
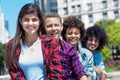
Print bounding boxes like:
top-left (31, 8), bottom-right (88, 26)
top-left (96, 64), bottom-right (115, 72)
top-left (87, 76), bottom-right (92, 80)
top-left (5, 40), bottom-right (25, 80)
top-left (9, 68), bottom-right (25, 80)
top-left (69, 47), bottom-right (87, 80)
top-left (94, 66), bottom-right (106, 80)
top-left (43, 37), bottom-right (63, 79)
top-left (80, 75), bottom-right (88, 80)
top-left (80, 48), bottom-right (95, 80)
top-left (93, 52), bottom-right (106, 80)
top-left (49, 39), bottom-right (63, 79)
top-left (94, 66), bottom-right (103, 76)
top-left (100, 73), bottom-right (106, 80)
top-left (85, 51), bottom-right (95, 80)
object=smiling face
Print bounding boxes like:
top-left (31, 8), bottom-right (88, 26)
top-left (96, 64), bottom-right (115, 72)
top-left (65, 27), bottom-right (81, 47)
top-left (20, 13), bottom-right (40, 36)
top-left (86, 36), bottom-right (99, 52)
top-left (44, 17), bottom-right (63, 41)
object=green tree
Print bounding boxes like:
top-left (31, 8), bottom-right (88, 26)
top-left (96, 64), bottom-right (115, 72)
top-left (101, 46), bottom-right (111, 60)
top-left (106, 22), bottom-right (120, 46)
top-left (0, 42), bottom-right (5, 74)
top-left (95, 19), bottom-right (115, 30)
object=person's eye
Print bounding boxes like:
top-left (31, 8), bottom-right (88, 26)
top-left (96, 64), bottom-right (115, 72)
top-left (23, 18), bottom-right (29, 22)
top-left (95, 40), bottom-right (99, 43)
top-left (67, 32), bottom-right (72, 35)
top-left (88, 38), bottom-right (92, 41)
top-left (46, 25), bottom-right (51, 28)
top-left (55, 24), bottom-right (60, 27)
top-left (75, 32), bottom-right (79, 35)
top-left (32, 19), bottom-right (39, 22)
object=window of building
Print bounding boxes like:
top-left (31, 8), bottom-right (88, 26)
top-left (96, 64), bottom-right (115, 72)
top-left (102, 1), bottom-right (107, 9)
top-left (87, 3), bottom-right (92, 11)
top-left (113, 0), bottom-right (119, 7)
top-left (50, 9), bottom-right (58, 13)
top-left (63, 7), bottom-right (68, 15)
top-left (88, 14), bottom-right (93, 23)
top-left (114, 10), bottom-right (119, 19)
top-left (71, 0), bottom-right (75, 1)
top-left (71, 0), bottom-right (81, 1)
top-left (63, 0), bottom-right (67, 3)
top-left (71, 6), bottom-right (75, 13)
top-left (50, 2), bottom-right (57, 8)
top-left (103, 12), bottom-right (108, 19)
top-left (77, 15), bottom-right (81, 20)
top-left (77, 5), bottom-right (81, 13)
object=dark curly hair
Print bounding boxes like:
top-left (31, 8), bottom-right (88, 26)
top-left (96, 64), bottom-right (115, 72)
top-left (82, 25), bottom-right (108, 50)
top-left (61, 15), bottom-right (85, 41)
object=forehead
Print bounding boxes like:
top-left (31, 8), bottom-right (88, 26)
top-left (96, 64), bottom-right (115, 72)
top-left (22, 13), bottom-right (38, 18)
top-left (88, 36), bottom-right (98, 40)
top-left (45, 17), bottom-right (61, 23)
top-left (67, 27), bottom-right (80, 31)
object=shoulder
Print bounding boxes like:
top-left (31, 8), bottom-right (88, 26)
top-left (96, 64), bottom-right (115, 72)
top-left (41, 34), bottom-right (58, 44)
top-left (60, 40), bottom-right (78, 55)
top-left (93, 51), bottom-right (102, 56)
top-left (80, 47), bottom-right (93, 56)
top-left (41, 34), bottom-right (54, 41)
top-left (6, 38), bottom-right (14, 47)
top-left (60, 40), bottom-right (75, 49)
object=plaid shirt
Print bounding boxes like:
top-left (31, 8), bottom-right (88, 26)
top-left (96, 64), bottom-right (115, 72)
top-left (6, 35), bottom-right (62, 80)
top-left (59, 40), bottom-right (86, 80)
top-left (6, 35), bottom-right (86, 80)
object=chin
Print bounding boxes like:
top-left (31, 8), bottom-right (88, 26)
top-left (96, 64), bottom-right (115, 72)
top-left (90, 48), bottom-right (95, 51)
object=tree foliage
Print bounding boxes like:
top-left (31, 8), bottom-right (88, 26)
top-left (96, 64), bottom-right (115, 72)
top-left (95, 19), bottom-right (115, 30)
top-left (0, 42), bottom-right (5, 74)
top-left (106, 22), bottom-right (120, 46)
top-left (101, 46), bottom-right (111, 60)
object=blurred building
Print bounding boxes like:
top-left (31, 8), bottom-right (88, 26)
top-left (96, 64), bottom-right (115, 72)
top-left (0, 12), bottom-right (10, 44)
top-left (0, 2), bottom-right (10, 44)
top-left (34, 0), bottom-right (120, 28)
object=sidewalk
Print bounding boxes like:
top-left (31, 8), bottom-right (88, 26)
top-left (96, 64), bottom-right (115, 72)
top-left (0, 74), bottom-right (10, 80)
top-left (107, 71), bottom-right (120, 80)
top-left (0, 71), bottom-right (120, 80)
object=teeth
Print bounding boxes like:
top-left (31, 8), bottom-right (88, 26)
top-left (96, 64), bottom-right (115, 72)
top-left (52, 34), bottom-right (57, 37)
top-left (70, 39), bottom-right (76, 42)
top-left (90, 46), bottom-right (95, 49)
top-left (27, 27), bottom-right (34, 32)
top-left (52, 33), bottom-right (56, 35)
top-left (29, 27), bottom-right (34, 29)
top-left (28, 28), bottom-right (33, 31)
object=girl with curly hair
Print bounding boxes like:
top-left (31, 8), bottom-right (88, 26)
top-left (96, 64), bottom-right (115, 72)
top-left (82, 25), bottom-right (108, 80)
top-left (61, 15), bottom-right (96, 80)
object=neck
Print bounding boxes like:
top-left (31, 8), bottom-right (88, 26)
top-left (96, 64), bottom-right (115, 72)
top-left (24, 34), bottom-right (40, 46)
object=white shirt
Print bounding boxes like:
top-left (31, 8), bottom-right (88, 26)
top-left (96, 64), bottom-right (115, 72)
top-left (19, 40), bottom-right (45, 80)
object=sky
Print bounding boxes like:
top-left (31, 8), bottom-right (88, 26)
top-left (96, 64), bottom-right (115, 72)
top-left (1, 0), bottom-right (34, 37)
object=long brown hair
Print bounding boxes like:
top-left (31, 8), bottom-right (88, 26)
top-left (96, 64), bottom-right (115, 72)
top-left (5, 3), bottom-right (46, 69)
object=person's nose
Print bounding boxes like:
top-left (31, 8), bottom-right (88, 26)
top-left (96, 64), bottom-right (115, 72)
top-left (51, 25), bottom-right (56, 30)
top-left (28, 20), bottom-right (33, 25)
top-left (91, 40), bottom-right (95, 44)
top-left (71, 33), bottom-right (76, 38)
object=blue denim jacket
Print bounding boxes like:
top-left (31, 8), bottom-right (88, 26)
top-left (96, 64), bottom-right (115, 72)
top-left (78, 42), bottom-right (97, 80)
